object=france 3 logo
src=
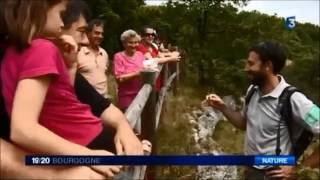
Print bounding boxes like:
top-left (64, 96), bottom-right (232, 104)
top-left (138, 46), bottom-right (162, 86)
top-left (285, 16), bottom-right (296, 30)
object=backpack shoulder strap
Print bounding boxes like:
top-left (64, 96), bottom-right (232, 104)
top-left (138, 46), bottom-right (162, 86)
top-left (279, 86), bottom-right (314, 158)
top-left (275, 85), bottom-right (298, 155)
top-left (277, 86), bottom-right (298, 117)
top-left (245, 85), bottom-right (257, 106)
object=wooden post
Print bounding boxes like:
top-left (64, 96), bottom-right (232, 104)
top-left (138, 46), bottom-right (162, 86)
top-left (116, 71), bottom-right (157, 180)
top-left (140, 69), bottom-right (160, 180)
top-left (124, 84), bottom-right (152, 133)
top-left (140, 71), bottom-right (158, 142)
top-left (173, 62), bottom-right (180, 96)
top-left (155, 72), bottom-right (177, 129)
top-left (163, 63), bottom-right (169, 85)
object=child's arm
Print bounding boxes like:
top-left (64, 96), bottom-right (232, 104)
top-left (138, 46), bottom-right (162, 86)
top-left (10, 75), bottom-right (121, 177)
top-left (10, 75), bottom-right (91, 154)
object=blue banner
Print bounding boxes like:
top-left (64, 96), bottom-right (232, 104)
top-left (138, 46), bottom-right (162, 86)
top-left (254, 156), bottom-right (295, 165)
top-left (25, 155), bottom-right (295, 166)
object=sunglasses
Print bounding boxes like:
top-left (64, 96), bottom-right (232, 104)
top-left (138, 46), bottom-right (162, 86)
top-left (144, 33), bottom-right (156, 37)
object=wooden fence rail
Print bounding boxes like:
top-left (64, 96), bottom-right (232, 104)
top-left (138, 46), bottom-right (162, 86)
top-left (124, 84), bottom-right (152, 133)
top-left (115, 63), bottom-right (179, 179)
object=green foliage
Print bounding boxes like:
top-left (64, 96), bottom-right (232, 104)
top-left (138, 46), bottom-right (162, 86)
top-left (85, 0), bottom-right (145, 55)
top-left (84, 1), bottom-right (319, 101)
top-left (162, 1), bottom-right (318, 101)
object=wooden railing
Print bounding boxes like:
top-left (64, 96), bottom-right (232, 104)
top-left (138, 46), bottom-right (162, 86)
top-left (114, 62), bottom-right (179, 179)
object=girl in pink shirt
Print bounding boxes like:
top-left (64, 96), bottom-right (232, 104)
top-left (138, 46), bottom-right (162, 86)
top-left (113, 30), bottom-right (144, 110)
top-left (0, 0), bottom-right (120, 176)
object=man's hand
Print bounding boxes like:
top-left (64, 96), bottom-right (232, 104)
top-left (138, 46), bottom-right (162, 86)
top-left (169, 51), bottom-right (181, 62)
top-left (89, 150), bottom-right (122, 178)
top-left (203, 94), bottom-right (227, 111)
top-left (265, 166), bottom-right (296, 180)
top-left (114, 125), bottom-right (143, 155)
top-left (202, 94), bottom-right (246, 130)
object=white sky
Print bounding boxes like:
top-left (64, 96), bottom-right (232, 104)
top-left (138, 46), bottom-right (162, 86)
top-left (145, 0), bottom-right (320, 25)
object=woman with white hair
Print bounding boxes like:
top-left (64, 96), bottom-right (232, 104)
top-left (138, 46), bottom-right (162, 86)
top-left (113, 30), bottom-right (145, 111)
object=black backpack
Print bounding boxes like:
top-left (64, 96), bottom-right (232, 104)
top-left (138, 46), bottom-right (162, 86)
top-left (245, 85), bottom-right (314, 158)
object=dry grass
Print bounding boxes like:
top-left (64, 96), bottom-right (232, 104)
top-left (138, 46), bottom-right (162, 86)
top-left (153, 84), bottom-right (246, 178)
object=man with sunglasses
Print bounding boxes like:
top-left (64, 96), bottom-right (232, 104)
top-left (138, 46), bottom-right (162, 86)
top-left (137, 27), bottom-right (181, 92)
top-left (204, 41), bottom-right (319, 179)
top-left (137, 27), bottom-right (158, 57)
top-left (137, 27), bottom-right (180, 63)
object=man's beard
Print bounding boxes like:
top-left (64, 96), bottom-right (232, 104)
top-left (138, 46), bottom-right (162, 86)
top-left (248, 73), bottom-right (266, 86)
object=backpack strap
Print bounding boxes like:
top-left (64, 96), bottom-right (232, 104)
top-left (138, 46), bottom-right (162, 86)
top-left (275, 86), bottom-right (297, 155)
top-left (280, 86), bottom-right (314, 158)
top-left (245, 85), bottom-right (258, 106)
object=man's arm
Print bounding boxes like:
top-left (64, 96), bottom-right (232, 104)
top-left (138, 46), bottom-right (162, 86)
top-left (266, 93), bottom-right (320, 179)
top-left (290, 93), bottom-right (320, 135)
top-left (74, 73), bottom-right (111, 116)
top-left (144, 51), bottom-right (181, 64)
top-left (204, 94), bottom-right (246, 130)
top-left (291, 93), bottom-right (320, 170)
top-left (220, 107), bottom-right (246, 130)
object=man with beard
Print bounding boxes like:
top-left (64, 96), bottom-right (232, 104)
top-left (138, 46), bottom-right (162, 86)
top-left (204, 41), bottom-right (319, 179)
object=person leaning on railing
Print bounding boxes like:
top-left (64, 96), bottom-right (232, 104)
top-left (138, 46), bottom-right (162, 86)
top-left (136, 27), bottom-right (181, 92)
top-left (113, 30), bottom-right (145, 112)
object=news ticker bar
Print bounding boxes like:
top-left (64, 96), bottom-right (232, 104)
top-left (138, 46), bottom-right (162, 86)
top-left (26, 155), bottom-right (295, 166)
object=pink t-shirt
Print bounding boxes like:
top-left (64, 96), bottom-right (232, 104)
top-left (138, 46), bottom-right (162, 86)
top-left (113, 51), bottom-right (144, 109)
top-left (0, 39), bottom-right (102, 146)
